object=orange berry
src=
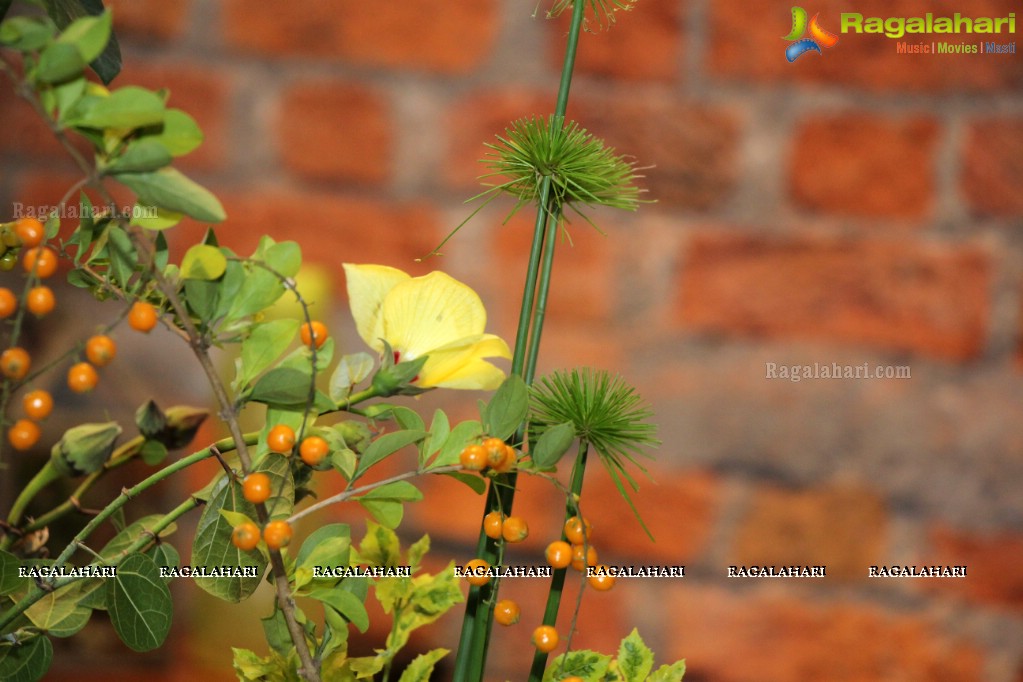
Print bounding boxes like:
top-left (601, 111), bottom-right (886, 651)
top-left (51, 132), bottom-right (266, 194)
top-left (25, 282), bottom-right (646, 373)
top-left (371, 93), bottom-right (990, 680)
top-left (459, 444), bottom-right (487, 471)
top-left (26, 286), bottom-right (55, 317)
top-left (563, 516), bottom-right (592, 545)
top-left (262, 520), bottom-right (293, 550)
top-left (267, 424), bottom-right (296, 454)
top-left (300, 321), bottom-right (329, 349)
top-left (463, 558), bottom-right (491, 587)
top-left (494, 599), bottom-right (520, 626)
top-left (483, 437), bottom-right (509, 468)
top-left (0, 288), bottom-right (16, 318)
top-left (22, 389), bottom-right (53, 420)
top-left (570, 544), bottom-right (598, 572)
top-left (483, 511), bottom-right (504, 540)
top-left (491, 443), bottom-right (517, 473)
top-left (299, 435), bottom-right (329, 466)
top-left (587, 565), bottom-right (616, 592)
top-left (84, 335), bottom-right (117, 367)
top-left (242, 472), bottom-right (272, 504)
top-left (0, 347), bottom-right (31, 381)
top-left (128, 301), bottom-right (158, 333)
top-left (231, 522), bottom-right (260, 551)
top-left (14, 217), bottom-right (45, 248)
top-left (22, 246), bottom-right (57, 278)
top-left (545, 540), bottom-right (572, 569)
top-left (8, 418), bottom-right (41, 450)
top-left (501, 515), bottom-right (529, 543)
top-left (531, 625), bottom-right (559, 653)
top-left (67, 362), bottom-right (98, 393)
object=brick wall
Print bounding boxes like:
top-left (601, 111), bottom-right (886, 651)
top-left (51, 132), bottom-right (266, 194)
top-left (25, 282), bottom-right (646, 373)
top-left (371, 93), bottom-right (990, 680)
top-left (2, 0), bottom-right (1022, 680)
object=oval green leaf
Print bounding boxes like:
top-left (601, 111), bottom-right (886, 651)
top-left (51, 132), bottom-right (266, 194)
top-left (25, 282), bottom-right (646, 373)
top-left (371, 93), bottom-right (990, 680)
top-left (107, 553), bottom-right (172, 652)
top-left (181, 244), bottom-right (227, 281)
top-left (0, 634), bottom-right (52, 682)
top-left (117, 167), bottom-right (225, 223)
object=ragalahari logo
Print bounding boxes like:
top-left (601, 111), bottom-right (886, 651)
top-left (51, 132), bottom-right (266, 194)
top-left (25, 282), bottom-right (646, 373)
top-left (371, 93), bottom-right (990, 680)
top-left (783, 6), bottom-right (839, 62)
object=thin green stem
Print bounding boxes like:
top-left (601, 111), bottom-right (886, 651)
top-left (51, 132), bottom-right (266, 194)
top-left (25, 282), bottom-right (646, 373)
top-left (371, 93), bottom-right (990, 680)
top-left (454, 2), bottom-right (588, 678)
top-left (528, 439), bottom-right (589, 681)
top-left (0, 433), bottom-right (255, 632)
top-left (4, 460), bottom-right (61, 531)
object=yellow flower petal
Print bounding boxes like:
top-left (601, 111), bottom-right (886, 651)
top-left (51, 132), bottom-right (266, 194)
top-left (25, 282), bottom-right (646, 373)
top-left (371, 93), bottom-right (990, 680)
top-left (381, 271), bottom-right (488, 360)
top-left (419, 335), bottom-right (512, 390)
top-left (343, 263), bottom-right (409, 353)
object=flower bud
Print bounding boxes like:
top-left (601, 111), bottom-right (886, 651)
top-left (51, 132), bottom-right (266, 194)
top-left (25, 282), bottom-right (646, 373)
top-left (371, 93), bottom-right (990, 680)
top-left (51, 422), bottom-right (123, 477)
top-left (160, 406), bottom-right (209, 449)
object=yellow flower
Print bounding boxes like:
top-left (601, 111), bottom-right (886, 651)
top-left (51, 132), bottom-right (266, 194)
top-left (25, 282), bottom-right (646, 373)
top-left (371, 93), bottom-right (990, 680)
top-left (343, 264), bottom-right (511, 390)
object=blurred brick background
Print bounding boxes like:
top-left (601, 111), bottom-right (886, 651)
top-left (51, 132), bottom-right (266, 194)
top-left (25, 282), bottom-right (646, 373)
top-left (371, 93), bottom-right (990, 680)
top-left (2, 0), bottom-right (1023, 680)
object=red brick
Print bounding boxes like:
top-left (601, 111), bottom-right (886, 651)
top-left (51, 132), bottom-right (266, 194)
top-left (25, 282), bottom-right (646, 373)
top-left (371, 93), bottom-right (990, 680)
top-left (582, 469), bottom-right (719, 565)
top-left (548, 0), bottom-right (682, 82)
top-left (106, 0), bottom-right (191, 42)
top-left (277, 81), bottom-right (391, 185)
top-left (444, 89), bottom-right (553, 191)
top-left (928, 525), bottom-right (1023, 609)
top-left (223, 0), bottom-right (498, 74)
top-left (709, 0), bottom-right (1023, 93)
top-left (665, 587), bottom-right (986, 681)
top-left (572, 95), bottom-right (741, 210)
top-left (790, 114), bottom-right (938, 218)
top-left (677, 232), bottom-right (991, 361)
top-left (730, 484), bottom-right (887, 580)
top-left (489, 212), bottom-right (616, 324)
top-left (118, 62), bottom-right (230, 171)
top-left (962, 120), bottom-right (1023, 217)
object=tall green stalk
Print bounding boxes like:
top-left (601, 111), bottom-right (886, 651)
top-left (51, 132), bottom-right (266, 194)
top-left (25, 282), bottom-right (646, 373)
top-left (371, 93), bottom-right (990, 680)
top-left (452, 2), bottom-right (588, 680)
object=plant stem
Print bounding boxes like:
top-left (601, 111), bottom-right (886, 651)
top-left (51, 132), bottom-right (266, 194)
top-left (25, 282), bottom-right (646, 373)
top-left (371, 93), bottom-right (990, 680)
top-left (453, 2), bottom-right (588, 679)
top-left (4, 460), bottom-right (61, 531)
top-left (527, 439), bottom-right (589, 682)
top-left (0, 434), bottom-right (254, 632)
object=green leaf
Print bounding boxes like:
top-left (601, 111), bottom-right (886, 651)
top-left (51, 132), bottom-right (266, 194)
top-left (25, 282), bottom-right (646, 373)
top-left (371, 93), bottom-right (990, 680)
top-left (55, 10), bottom-right (110, 63)
top-left (295, 523), bottom-right (351, 590)
top-left (617, 628), bottom-right (655, 682)
top-left (648, 660), bottom-right (687, 681)
top-left (423, 409), bottom-right (450, 466)
top-left (307, 588), bottom-right (370, 633)
top-left (190, 476), bottom-right (266, 602)
top-left (183, 278), bottom-right (220, 324)
top-left (397, 648), bottom-right (449, 682)
top-left (107, 553), bottom-right (172, 651)
top-left (530, 421), bottom-right (575, 470)
top-left (72, 85), bottom-right (164, 129)
top-left (263, 241), bottom-right (301, 279)
top-left (0, 17), bottom-right (55, 52)
top-left (0, 634), bottom-right (52, 682)
top-left (0, 549), bottom-right (24, 595)
top-left (260, 608), bottom-right (294, 658)
top-left (248, 367), bottom-right (313, 408)
top-left (36, 41), bottom-right (84, 83)
top-left (139, 439), bottom-right (168, 466)
top-left (543, 650), bottom-right (611, 682)
top-left (237, 319), bottom-right (299, 388)
top-left (51, 76), bottom-right (86, 123)
top-left (483, 374), bottom-right (528, 441)
top-left (441, 471), bottom-right (486, 494)
top-left (226, 265), bottom-right (284, 320)
top-left (391, 407), bottom-right (425, 433)
top-left (181, 243), bottom-right (227, 280)
top-left (149, 108), bottom-right (203, 156)
top-left (117, 167), bottom-right (225, 222)
top-left (353, 430), bottom-right (426, 482)
top-left (254, 452), bottom-right (295, 522)
top-left (130, 204), bottom-right (182, 230)
top-left (329, 352), bottom-right (375, 402)
top-left (99, 514), bottom-right (178, 561)
top-left (24, 581), bottom-right (90, 636)
top-left (105, 139), bottom-right (172, 174)
top-left (147, 543), bottom-right (180, 583)
top-left (429, 419), bottom-right (482, 469)
top-left (354, 521), bottom-right (400, 567)
top-left (356, 481), bottom-right (422, 529)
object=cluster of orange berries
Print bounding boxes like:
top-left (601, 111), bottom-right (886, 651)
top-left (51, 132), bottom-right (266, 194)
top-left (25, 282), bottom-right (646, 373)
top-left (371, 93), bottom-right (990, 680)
top-left (545, 515), bottom-right (615, 592)
top-left (233, 472), bottom-right (294, 551)
top-left (459, 436), bottom-right (517, 474)
top-left (0, 219), bottom-right (166, 451)
top-left (265, 423), bottom-right (330, 467)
